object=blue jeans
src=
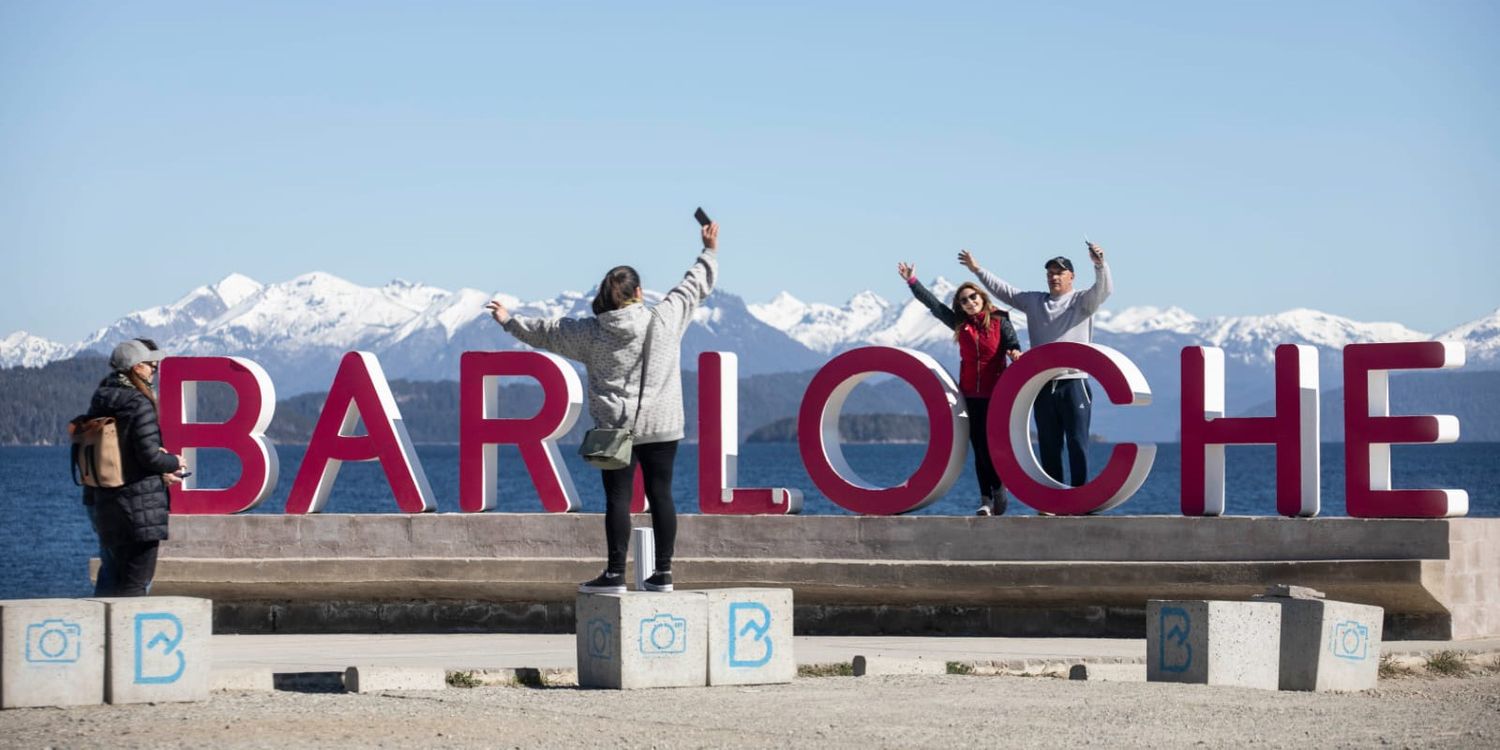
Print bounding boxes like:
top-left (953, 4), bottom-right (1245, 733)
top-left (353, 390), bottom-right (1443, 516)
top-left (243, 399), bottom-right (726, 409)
top-left (85, 503), bottom-right (119, 596)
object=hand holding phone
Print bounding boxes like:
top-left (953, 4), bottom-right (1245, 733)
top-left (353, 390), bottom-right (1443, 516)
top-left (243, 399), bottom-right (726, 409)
top-left (694, 207), bottom-right (712, 227)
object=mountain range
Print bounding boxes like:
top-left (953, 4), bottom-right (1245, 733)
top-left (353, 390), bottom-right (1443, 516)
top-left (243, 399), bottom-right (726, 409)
top-left (4, 272), bottom-right (1496, 441)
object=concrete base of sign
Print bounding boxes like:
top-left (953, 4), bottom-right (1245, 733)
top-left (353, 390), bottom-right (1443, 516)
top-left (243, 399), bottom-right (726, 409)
top-left (705, 588), bottom-right (795, 686)
top-left (0, 599), bottom-right (106, 709)
top-left (344, 666), bottom-right (446, 692)
top-left (90, 596), bottom-right (212, 705)
top-left (852, 655), bottom-right (948, 676)
top-left (576, 592), bottom-right (708, 689)
top-left (1147, 600), bottom-right (1281, 690)
top-left (1274, 598), bottom-right (1384, 692)
top-left (153, 515), bottom-right (1500, 639)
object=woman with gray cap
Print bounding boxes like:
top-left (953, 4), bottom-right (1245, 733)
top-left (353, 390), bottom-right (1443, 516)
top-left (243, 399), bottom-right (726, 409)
top-left (81, 338), bottom-right (186, 596)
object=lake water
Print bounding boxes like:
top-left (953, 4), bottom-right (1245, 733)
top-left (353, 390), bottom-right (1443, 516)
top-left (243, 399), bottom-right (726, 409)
top-left (3, 442), bottom-right (1496, 600)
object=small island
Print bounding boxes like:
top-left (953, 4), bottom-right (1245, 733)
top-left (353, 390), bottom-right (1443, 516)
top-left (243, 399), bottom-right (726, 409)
top-left (746, 413), bottom-right (930, 444)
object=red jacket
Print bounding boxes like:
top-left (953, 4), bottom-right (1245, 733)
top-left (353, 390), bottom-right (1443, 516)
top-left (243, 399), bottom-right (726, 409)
top-left (957, 312), bottom-right (1012, 399)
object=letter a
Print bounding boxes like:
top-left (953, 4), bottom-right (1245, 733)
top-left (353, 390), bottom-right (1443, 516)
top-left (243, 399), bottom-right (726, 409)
top-left (286, 351), bottom-right (436, 513)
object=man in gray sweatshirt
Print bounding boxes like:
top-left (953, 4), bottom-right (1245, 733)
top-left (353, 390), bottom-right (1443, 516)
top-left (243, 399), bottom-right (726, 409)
top-left (960, 242), bottom-right (1112, 488)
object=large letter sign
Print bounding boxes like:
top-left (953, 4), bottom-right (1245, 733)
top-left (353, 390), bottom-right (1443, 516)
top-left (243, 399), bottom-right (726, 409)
top-left (286, 352), bottom-right (436, 513)
top-left (1180, 345), bottom-right (1320, 517)
top-left (988, 343), bottom-right (1155, 515)
top-left (1344, 341), bottom-right (1467, 518)
top-left (797, 347), bottom-right (966, 515)
top-left (698, 352), bottom-right (803, 514)
top-left (459, 351), bottom-right (584, 513)
top-left (157, 357), bottom-right (279, 514)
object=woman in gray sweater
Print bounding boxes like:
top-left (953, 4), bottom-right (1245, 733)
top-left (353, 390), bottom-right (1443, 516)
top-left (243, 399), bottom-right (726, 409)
top-left (486, 222), bottom-right (718, 593)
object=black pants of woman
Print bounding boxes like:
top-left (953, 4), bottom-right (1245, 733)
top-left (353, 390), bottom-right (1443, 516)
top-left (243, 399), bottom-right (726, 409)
top-left (967, 397), bottom-right (1003, 502)
top-left (600, 440), bottom-right (678, 575)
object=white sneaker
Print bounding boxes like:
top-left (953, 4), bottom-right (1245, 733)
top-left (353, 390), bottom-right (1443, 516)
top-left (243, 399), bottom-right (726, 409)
top-left (975, 505), bottom-right (992, 516)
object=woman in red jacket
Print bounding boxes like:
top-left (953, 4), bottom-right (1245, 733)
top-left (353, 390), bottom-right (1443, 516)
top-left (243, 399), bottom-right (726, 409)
top-left (898, 262), bottom-right (1021, 515)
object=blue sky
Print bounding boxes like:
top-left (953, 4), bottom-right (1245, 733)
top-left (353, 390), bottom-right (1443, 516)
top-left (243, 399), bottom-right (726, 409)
top-left (2, 1), bottom-right (1496, 342)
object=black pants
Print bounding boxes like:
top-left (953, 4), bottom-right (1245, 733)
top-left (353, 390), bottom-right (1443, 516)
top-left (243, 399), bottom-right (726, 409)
top-left (99, 541), bottom-right (159, 597)
top-left (1034, 379), bottom-right (1092, 487)
top-left (966, 397), bottom-right (1003, 500)
top-left (600, 440), bottom-right (678, 575)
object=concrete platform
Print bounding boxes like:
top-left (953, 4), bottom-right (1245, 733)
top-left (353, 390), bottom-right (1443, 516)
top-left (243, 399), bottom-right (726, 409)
top-left (147, 515), bottom-right (1500, 639)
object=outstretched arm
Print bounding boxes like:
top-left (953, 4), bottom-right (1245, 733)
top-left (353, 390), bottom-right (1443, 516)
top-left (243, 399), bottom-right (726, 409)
top-left (654, 222), bottom-right (719, 334)
top-left (488, 300), bottom-right (594, 361)
top-left (899, 262), bottom-right (959, 329)
top-left (959, 249), bottom-right (1023, 308)
top-left (1074, 242), bottom-right (1113, 316)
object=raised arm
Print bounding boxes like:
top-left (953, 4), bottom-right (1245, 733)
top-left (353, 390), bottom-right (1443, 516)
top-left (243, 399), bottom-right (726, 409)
top-left (654, 222), bottom-right (719, 334)
top-left (1073, 242), bottom-right (1113, 317)
top-left (959, 249), bottom-right (1024, 308)
top-left (898, 262), bottom-right (959, 329)
top-left (488, 300), bottom-right (595, 361)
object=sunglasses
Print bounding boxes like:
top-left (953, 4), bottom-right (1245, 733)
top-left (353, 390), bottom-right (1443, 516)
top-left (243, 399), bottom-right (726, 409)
top-left (958, 293), bottom-right (982, 303)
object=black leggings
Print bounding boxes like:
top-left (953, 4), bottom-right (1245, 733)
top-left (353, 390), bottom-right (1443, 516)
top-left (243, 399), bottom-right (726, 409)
top-left (966, 397), bottom-right (1003, 500)
top-left (600, 440), bottom-right (678, 575)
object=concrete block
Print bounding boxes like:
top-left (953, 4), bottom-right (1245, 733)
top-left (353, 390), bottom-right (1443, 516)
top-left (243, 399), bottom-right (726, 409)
top-left (211, 668), bottom-right (273, 692)
top-left (852, 656), bottom-right (947, 676)
top-left (90, 596), bottom-right (212, 704)
top-left (1273, 598), bottom-right (1383, 692)
top-left (1068, 663), bottom-right (1146, 682)
top-left (576, 591), bottom-right (708, 689)
top-left (1147, 600), bottom-right (1280, 690)
top-left (0, 598), bottom-right (106, 709)
top-left (344, 666), bottom-right (446, 692)
top-left (704, 588), bottom-right (795, 686)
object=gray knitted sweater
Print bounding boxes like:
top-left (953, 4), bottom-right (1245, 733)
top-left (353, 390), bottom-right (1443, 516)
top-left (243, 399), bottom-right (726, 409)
top-left (501, 249), bottom-right (717, 444)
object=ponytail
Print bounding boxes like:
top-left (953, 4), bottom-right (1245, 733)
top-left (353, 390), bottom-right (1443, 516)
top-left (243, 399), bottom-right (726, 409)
top-left (591, 265), bottom-right (642, 315)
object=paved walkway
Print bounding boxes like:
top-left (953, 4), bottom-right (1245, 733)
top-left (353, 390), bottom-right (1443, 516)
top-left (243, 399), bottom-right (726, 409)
top-left (211, 633), bottom-right (1500, 673)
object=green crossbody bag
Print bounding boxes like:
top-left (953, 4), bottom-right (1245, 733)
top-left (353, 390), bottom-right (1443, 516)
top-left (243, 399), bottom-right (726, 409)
top-left (578, 317), bottom-right (654, 470)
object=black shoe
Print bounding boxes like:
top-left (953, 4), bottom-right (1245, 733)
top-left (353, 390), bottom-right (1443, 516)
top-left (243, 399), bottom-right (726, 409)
top-left (642, 571), bottom-right (673, 592)
top-left (991, 493), bottom-right (1009, 516)
top-left (578, 571), bottom-right (627, 594)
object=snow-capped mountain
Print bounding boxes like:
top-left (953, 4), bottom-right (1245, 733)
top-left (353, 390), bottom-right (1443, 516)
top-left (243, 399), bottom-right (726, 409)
top-left (2, 272), bottom-right (1495, 440)
top-left (0, 331), bottom-right (73, 368)
top-left (1436, 307), bottom-right (1500, 368)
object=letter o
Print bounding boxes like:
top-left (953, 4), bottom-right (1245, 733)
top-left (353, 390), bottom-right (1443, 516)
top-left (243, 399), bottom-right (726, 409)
top-left (797, 346), bottom-right (967, 515)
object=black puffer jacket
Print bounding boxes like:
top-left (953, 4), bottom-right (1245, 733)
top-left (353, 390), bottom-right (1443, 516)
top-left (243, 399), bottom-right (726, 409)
top-left (82, 373), bottom-right (179, 544)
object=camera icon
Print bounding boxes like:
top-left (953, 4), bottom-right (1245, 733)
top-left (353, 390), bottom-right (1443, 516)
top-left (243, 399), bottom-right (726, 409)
top-left (25, 618), bottom-right (82, 664)
top-left (1330, 620), bottom-right (1370, 661)
top-left (639, 613), bottom-right (687, 656)
top-left (585, 618), bottom-right (614, 660)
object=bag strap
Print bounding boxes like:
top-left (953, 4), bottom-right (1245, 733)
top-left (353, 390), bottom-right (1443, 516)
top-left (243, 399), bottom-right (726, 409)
top-left (619, 312), bottom-right (656, 433)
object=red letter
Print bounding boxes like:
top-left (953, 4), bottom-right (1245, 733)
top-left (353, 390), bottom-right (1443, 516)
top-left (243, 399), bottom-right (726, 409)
top-left (797, 347), bottom-right (965, 515)
top-left (1180, 345), bottom-right (1320, 517)
top-left (698, 352), bottom-right (803, 514)
top-left (1344, 342), bottom-right (1467, 518)
top-left (286, 351), bottom-right (436, 513)
top-left (157, 356), bottom-right (278, 514)
top-left (459, 351), bottom-right (583, 513)
top-left (987, 343), bottom-right (1155, 515)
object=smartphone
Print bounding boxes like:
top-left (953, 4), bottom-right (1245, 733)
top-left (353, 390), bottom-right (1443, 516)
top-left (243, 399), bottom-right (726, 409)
top-left (177, 471), bottom-right (193, 479)
top-left (694, 207), bottom-right (712, 227)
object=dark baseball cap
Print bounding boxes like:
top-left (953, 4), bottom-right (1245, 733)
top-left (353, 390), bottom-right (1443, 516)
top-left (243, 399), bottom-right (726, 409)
top-left (1044, 256), bottom-right (1074, 273)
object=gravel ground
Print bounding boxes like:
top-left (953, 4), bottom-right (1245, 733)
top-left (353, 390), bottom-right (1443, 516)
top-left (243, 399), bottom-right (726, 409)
top-left (3, 672), bottom-right (1498, 749)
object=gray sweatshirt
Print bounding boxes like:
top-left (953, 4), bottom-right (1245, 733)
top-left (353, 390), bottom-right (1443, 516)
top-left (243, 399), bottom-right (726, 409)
top-left (502, 249), bottom-right (717, 444)
top-left (972, 261), bottom-right (1112, 380)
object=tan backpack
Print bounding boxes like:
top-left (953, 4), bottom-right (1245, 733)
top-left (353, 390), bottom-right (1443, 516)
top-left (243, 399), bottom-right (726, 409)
top-left (69, 416), bottom-right (125, 488)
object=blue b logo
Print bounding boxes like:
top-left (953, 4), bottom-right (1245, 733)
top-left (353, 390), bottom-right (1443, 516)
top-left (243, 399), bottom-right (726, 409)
top-left (728, 602), bottom-right (772, 668)
top-left (134, 612), bottom-right (186, 685)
